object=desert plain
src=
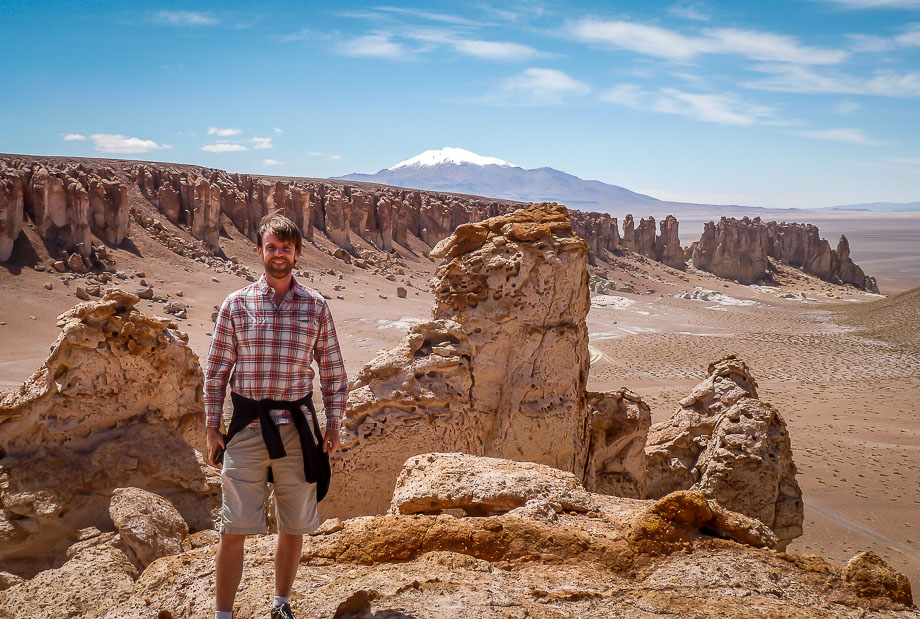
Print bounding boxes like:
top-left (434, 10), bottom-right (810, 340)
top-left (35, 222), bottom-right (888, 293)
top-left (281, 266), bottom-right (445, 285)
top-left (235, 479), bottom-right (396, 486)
top-left (0, 161), bottom-right (918, 600)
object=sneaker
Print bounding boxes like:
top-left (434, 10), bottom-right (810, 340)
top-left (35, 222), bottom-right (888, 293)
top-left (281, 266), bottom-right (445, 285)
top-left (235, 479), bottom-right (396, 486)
top-left (271, 602), bottom-right (294, 619)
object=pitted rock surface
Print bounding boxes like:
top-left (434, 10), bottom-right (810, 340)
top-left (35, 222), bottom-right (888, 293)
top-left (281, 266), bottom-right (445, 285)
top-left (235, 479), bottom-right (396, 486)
top-left (0, 291), bottom-right (216, 572)
top-left (644, 354), bottom-right (803, 549)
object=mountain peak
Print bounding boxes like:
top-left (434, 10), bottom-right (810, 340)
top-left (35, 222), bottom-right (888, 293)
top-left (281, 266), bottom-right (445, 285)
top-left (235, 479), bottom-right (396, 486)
top-left (388, 147), bottom-right (516, 171)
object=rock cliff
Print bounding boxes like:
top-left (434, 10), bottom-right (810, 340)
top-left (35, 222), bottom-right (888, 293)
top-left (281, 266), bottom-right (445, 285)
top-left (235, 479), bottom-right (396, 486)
top-left (689, 216), bottom-right (879, 291)
top-left (0, 291), bottom-right (216, 575)
top-left (0, 158), bottom-right (129, 261)
top-left (2, 156), bottom-right (879, 294)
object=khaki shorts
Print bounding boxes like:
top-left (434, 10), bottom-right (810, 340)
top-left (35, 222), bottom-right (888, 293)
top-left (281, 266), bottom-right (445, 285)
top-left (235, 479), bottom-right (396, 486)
top-left (219, 424), bottom-right (319, 535)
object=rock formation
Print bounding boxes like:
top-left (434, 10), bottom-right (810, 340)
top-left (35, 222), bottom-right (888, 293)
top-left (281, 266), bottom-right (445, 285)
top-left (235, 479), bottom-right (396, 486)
top-left (644, 355), bottom-right (803, 549)
top-left (33, 453), bottom-right (911, 618)
top-left (0, 159), bottom-right (129, 261)
top-left (0, 170), bottom-right (24, 262)
top-left (655, 214), bottom-right (685, 268)
top-left (689, 216), bottom-right (771, 284)
top-left (324, 203), bottom-right (596, 518)
top-left (2, 156), bottom-right (878, 293)
top-left (321, 205), bottom-right (803, 552)
top-left (689, 216), bottom-right (879, 291)
top-left (0, 291), bottom-right (216, 575)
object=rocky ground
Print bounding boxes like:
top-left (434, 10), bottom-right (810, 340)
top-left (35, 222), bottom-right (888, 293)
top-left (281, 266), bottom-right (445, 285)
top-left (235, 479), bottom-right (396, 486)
top-left (0, 165), bottom-right (918, 617)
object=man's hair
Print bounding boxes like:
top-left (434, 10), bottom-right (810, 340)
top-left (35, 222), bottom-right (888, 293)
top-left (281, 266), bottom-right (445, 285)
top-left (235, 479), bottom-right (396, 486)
top-left (256, 212), bottom-right (302, 253)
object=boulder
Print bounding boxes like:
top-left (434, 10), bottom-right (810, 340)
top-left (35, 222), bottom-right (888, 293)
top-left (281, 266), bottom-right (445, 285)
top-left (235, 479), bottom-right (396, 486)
top-left (389, 453), bottom-right (600, 516)
top-left (0, 290), bottom-right (216, 572)
top-left (844, 551), bottom-right (913, 606)
top-left (109, 488), bottom-right (189, 568)
top-left (644, 355), bottom-right (803, 549)
top-left (0, 541), bottom-right (137, 618)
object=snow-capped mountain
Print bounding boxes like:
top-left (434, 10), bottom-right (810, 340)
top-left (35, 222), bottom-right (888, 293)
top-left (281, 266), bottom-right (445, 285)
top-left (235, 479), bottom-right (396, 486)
top-left (337, 147), bottom-right (662, 213)
top-left (388, 147), bottom-right (516, 170)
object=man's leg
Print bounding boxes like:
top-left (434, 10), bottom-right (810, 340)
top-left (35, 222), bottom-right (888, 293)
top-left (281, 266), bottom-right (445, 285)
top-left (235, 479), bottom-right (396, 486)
top-left (215, 533), bottom-right (246, 612)
top-left (274, 532), bottom-right (303, 597)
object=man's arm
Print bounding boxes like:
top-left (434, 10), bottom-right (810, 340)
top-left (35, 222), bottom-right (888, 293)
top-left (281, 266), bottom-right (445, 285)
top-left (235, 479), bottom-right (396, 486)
top-left (315, 301), bottom-right (348, 452)
top-left (203, 296), bottom-right (236, 464)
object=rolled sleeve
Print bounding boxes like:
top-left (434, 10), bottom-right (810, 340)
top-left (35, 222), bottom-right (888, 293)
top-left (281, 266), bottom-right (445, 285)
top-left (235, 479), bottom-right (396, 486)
top-left (203, 297), bottom-right (236, 428)
top-left (314, 302), bottom-right (348, 430)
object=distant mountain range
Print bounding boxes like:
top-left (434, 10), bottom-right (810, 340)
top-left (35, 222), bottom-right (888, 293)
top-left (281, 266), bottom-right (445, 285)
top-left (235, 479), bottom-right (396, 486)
top-left (338, 147), bottom-right (663, 214)
top-left (820, 202), bottom-right (920, 212)
top-left (336, 147), bottom-right (919, 214)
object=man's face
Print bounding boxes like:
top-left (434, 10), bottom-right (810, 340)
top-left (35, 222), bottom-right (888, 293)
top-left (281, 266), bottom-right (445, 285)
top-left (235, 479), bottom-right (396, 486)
top-left (258, 232), bottom-right (300, 280)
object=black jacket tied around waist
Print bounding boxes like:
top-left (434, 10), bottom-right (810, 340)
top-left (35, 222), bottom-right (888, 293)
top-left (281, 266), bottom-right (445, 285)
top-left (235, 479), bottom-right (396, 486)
top-left (224, 392), bottom-right (331, 502)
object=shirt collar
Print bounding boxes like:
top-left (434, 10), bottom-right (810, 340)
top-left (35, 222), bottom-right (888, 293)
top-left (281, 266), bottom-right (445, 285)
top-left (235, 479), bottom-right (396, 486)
top-left (256, 273), bottom-right (309, 299)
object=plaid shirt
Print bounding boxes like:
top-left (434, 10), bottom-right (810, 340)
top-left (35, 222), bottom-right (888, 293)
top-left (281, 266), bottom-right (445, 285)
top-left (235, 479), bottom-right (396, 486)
top-left (204, 274), bottom-right (348, 431)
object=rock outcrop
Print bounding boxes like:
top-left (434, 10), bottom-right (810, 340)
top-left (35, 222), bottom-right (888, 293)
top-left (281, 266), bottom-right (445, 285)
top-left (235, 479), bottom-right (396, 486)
top-left (689, 216), bottom-right (879, 291)
top-left (84, 454), bottom-right (913, 618)
top-left (0, 159), bottom-right (129, 260)
top-left (644, 355), bottom-right (803, 549)
top-left (324, 203), bottom-right (596, 517)
top-left (689, 216), bottom-right (771, 284)
top-left (0, 291), bottom-right (215, 575)
top-left (655, 214), bottom-right (685, 268)
top-left (0, 170), bottom-right (24, 262)
top-left (321, 205), bottom-right (802, 551)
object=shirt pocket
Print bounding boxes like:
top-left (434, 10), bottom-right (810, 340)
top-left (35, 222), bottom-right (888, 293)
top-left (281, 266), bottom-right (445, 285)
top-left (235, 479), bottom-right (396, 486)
top-left (238, 311), bottom-right (268, 354)
top-left (285, 313), bottom-right (319, 363)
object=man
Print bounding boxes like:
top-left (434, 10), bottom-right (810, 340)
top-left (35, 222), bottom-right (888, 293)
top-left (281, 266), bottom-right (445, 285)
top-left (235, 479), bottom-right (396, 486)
top-left (204, 213), bottom-right (347, 619)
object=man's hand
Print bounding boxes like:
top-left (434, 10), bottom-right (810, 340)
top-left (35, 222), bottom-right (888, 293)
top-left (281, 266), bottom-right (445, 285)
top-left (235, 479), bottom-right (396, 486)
top-left (323, 427), bottom-right (341, 454)
top-left (206, 427), bottom-right (226, 467)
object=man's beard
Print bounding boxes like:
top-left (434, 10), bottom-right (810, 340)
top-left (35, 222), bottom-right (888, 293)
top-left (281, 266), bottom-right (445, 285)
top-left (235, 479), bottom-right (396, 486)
top-left (265, 257), bottom-right (294, 279)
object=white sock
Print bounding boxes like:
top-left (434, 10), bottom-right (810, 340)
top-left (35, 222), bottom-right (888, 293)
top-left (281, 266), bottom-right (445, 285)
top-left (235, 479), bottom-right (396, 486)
top-left (273, 596), bottom-right (289, 607)
top-left (215, 612), bottom-right (233, 619)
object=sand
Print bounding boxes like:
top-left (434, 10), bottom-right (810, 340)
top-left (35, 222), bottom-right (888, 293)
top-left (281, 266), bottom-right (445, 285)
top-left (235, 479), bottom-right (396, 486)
top-left (1, 207), bottom-right (918, 590)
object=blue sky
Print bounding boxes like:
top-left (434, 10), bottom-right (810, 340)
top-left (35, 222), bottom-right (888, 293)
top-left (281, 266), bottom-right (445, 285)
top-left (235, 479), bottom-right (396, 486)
top-left (1, 0), bottom-right (918, 208)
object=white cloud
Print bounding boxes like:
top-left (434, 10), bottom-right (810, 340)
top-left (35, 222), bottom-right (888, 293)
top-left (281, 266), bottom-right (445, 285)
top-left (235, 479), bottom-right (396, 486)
top-left (338, 34), bottom-right (407, 59)
top-left (817, 0), bottom-right (920, 8)
top-left (600, 83), bottom-right (776, 126)
top-left (274, 127), bottom-right (283, 134)
top-left (201, 143), bottom-right (247, 152)
top-left (570, 19), bottom-right (701, 61)
top-left (252, 137), bottom-right (273, 150)
top-left (306, 151), bottom-right (342, 160)
top-left (208, 126), bottom-right (242, 136)
top-left (832, 100), bottom-right (862, 113)
top-left (896, 22), bottom-right (920, 45)
top-left (451, 39), bottom-right (540, 61)
top-left (668, 1), bottom-right (711, 21)
top-left (263, 159), bottom-right (286, 166)
top-left (848, 23), bottom-right (920, 51)
top-left (90, 134), bottom-right (171, 154)
top-left (568, 19), bottom-right (846, 64)
top-left (501, 68), bottom-right (591, 103)
top-left (62, 133), bottom-right (86, 141)
top-left (704, 28), bottom-right (847, 64)
top-left (154, 11), bottom-right (218, 26)
top-left (373, 7), bottom-right (484, 27)
top-left (404, 29), bottom-right (542, 61)
top-left (282, 27), bottom-right (311, 43)
top-left (793, 128), bottom-right (885, 145)
top-left (745, 64), bottom-right (920, 97)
